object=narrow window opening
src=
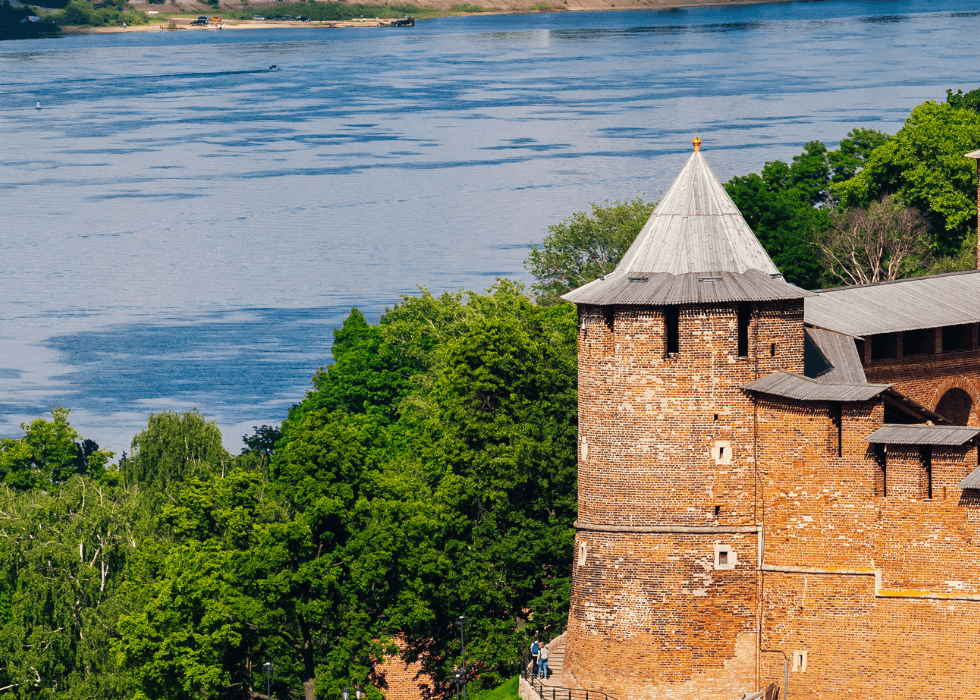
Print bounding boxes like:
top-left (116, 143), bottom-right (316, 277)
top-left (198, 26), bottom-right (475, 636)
top-left (833, 402), bottom-right (842, 457)
top-left (713, 413), bottom-right (719, 421)
top-left (876, 444), bottom-right (887, 497)
top-left (714, 505), bottom-right (721, 517)
top-left (665, 306), bottom-right (679, 355)
top-left (770, 342), bottom-right (776, 357)
top-left (922, 446), bottom-right (932, 499)
top-left (737, 302), bottom-right (751, 357)
top-left (718, 551), bottom-right (728, 565)
top-left (718, 446), bottom-right (725, 459)
top-left (603, 306), bottom-right (615, 334)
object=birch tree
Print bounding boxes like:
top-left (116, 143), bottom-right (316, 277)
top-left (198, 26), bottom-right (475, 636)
top-left (820, 195), bottom-right (930, 286)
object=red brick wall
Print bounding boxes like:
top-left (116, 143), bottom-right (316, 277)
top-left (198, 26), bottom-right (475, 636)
top-left (567, 301), bottom-right (804, 699)
top-left (863, 346), bottom-right (980, 426)
top-left (753, 385), bottom-right (980, 699)
top-left (566, 298), bottom-right (980, 700)
top-left (565, 530), bottom-right (758, 700)
top-left (376, 639), bottom-right (432, 700)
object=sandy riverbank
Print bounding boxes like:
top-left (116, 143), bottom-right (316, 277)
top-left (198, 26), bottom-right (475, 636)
top-left (61, 17), bottom-right (417, 31)
top-left (60, 0), bottom-right (825, 33)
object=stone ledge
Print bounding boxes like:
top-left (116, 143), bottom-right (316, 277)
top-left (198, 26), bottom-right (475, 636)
top-left (574, 520), bottom-right (759, 534)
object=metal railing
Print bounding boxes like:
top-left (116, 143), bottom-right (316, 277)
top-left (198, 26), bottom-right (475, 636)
top-left (523, 675), bottom-right (617, 700)
top-left (520, 638), bottom-right (618, 700)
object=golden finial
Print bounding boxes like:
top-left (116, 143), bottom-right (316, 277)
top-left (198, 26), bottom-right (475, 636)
top-left (692, 132), bottom-right (702, 152)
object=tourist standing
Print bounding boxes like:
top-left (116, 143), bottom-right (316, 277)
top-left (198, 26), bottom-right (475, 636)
top-left (530, 638), bottom-right (540, 677)
top-left (538, 645), bottom-right (549, 680)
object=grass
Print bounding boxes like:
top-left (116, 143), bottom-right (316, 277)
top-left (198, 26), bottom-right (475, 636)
top-left (449, 3), bottom-right (485, 12)
top-left (471, 676), bottom-right (520, 700)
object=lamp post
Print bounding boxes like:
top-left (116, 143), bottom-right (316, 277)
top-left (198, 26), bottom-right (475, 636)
top-left (456, 616), bottom-right (468, 700)
top-left (343, 688), bottom-right (352, 700)
top-left (262, 663), bottom-right (274, 700)
top-left (451, 666), bottom-right (465, 700)
top-left (355, 686), bottom-right (365, 700)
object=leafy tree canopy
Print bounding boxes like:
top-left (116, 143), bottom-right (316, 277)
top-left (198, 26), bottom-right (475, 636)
top-left (121, 410), bottom-right (230, 490)
top-left (0, 407), bottom-right (113, 490)
top-left (524, 197), bottom-right (654, 306)
top-left (834, 100), bottom-right (980, 256)
top-left (116, 282), bottom-right (577, 700)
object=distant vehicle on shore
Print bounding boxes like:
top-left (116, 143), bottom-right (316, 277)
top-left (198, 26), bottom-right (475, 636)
top-left (296, 15), bottom-right (311, 21)
top-left (189, 15), bottom-right (208, 25)
top-left (251, 14), bottom-right (266, 20)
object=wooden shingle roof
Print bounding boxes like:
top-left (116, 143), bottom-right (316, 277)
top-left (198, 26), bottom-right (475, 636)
top-left (562, 145), bottom-right (807, 306)
top-left (616, 150), bottom-right (781, 276)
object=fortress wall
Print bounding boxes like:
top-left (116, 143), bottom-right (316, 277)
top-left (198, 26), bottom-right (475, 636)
top-left (755, 397), bottom-right (883, 568)
top-left (863, 346), bottom-right (980, 425)
top-left (377, 638), bottom-right (431, 700)
top-left (759, 573), bottom-right (980, 699)
top-left (753, 392), bottom-right (980, 699)
top-left (576, 301), bottom-right (803, 528)
top-left (568, 301), bottom-right (804, 699)
top-left (564, 530), bottom-right (758, 700)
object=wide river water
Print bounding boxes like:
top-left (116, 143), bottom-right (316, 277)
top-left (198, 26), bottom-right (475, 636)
top-left (1, 0), bottom-right (979, 456)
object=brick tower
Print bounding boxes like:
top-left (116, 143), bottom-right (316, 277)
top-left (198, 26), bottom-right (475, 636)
top-left (559, 138), bottom-right (809, 700)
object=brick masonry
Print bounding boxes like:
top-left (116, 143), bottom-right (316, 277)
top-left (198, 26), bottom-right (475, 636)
top-left (377, 638), bottom-right (431, 700)
top-left (563, 302), bottom-right (980, 700)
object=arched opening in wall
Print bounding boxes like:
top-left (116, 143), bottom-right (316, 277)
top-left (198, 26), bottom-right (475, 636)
top-left (935, 388), bottom-right (973, 426)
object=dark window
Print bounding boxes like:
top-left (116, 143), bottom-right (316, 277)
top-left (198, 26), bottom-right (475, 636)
top-left (665, 306), bottom-right (679, 355)
top-left (903, 328), bottom-right (930, 356)
top-left (718, 551), bottom-right (728, 565)
top-left (770, 342), bottom-right (776, 357)
top-left (714, 505), bottom-right (721, 516)
top-left (942, 324), bottom-right (971, 353)
top-left (832, 402), bottom-right (842, 457)
top-left (870, 333), bottom-right (898, 361)
top-left (855, 338), bottom-right (866, 364)
top-left (921, 446), bottom-right (933, 499)
top-left (876, 444), bottom-right (887, 497)
top-left (737, 302), bottom-right (751, 357)
top-left (603, 306), bottom-right (615, 334)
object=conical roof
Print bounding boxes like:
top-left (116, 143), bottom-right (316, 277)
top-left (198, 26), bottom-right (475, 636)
top-left (616, 150), bottom-right (779, 276)
top-left (562, 141), bottom-right (808, 306)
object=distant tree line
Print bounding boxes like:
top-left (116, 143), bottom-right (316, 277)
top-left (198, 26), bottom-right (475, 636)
top-left (527, 88), bottom-right (980, 303)
top-left (0, 0), bottom-right (59, 37)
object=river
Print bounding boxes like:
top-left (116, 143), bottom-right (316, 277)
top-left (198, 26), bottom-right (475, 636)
top-left (1, 0), bottom-right (978, 455)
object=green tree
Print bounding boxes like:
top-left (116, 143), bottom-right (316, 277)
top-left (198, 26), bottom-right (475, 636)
top-left (0, 407), bottom-right (113, 490)
top-left (266, 283), bottom-right (578, 694)
top-left (115, 470), bottom-right (286, 700)
top-left (0, 477), bottom-right (149, 700)
top-left (724, 161), bottom-right (829, 289)
top-left (524, 197), bottom-right (654, 305)
top-left (121, 410), bottom-right (230, 490)
top-left (827, 128), bottom-right (890, 184)
top-left (834, 100), bottom-right (980, 256)
top-left (946, 86), bottom-right (980, 113)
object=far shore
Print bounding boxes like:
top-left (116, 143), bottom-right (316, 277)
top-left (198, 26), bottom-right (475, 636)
top-left (58, 0), bottom-right (834, 33)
